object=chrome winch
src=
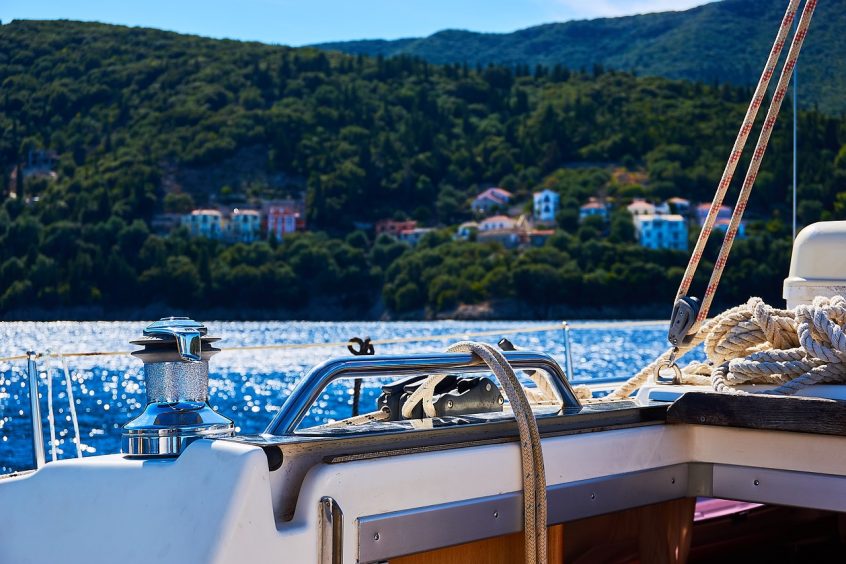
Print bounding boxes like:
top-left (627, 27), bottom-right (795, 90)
top-left (122, 317), bottom-right (234, 457)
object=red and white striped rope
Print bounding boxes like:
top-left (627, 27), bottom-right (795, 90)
top-left (697, 0), bottom-right (816, 322)
top-left (675, 0), bottom-right (801, 304)
top-left (676, 0), bottom-right (817, 322)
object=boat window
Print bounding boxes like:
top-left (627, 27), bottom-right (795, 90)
top-left (293, 368), bottom-right (564, 435)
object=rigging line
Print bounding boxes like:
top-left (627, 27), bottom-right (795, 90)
top-left (697, 0), bottom-right (816, 323)
top-left (675, 0), bottom-right (801, 302)
top-left (0, 354), bottom-right (30, 363)
top-left (0, 320), bottom-right (667, 362)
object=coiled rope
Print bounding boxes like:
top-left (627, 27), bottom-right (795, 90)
top-left (584, 295), bottom-right (846, 401)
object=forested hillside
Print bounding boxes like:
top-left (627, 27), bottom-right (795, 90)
top-left (318, 0), bottom-right (846, 113)
top-left (1, 20), bottom-right (845, 319)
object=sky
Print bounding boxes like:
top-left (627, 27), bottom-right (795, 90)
top-left (0, 0), bottom-right (716, 46)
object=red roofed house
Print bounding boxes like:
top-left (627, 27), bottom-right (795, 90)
top-left (375, 219), bottom-right (417, 237)
top-left (267, 206), bottom-right (305, 239)
top-left (472, 187), bottom-right (513, 214)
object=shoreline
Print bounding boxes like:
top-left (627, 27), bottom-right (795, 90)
top-left (0, 299), bottom-right (679, 322)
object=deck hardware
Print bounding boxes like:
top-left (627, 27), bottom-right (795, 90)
top-left (143, 316), bottom-right (206, 361)
top-left (667, 296), bottom-right (701, 347)
top-left (26, 351), bottom-right (46, 469)
top-left (266, 350), bottom-right (579, 435)
top-left (347, 337), bottom-right (375, 416)
top-left (654, 356), bottom-right (683, 385)
top-left (319, 497), bottom-right (343, 564)
top-left (347, 337), bottom-right (375, 357)
top-left (122, 317), bottom-right (234, 457)
top-left (497, 338), bottom-right (516, 351)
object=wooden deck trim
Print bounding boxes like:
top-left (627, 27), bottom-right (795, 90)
top-left (667, 391), bottom-right (846, 436)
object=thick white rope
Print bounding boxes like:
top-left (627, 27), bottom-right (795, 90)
top-left (592, 296), bottom-right (846, 401)
top-left (709, 295), bottom-right (846, 395)
top-left (317, 407), bottom-right (392, 429)
top-left (444, 341), bottom-right (548, 564)
top-left (401, 373), bottom-right (448, 419)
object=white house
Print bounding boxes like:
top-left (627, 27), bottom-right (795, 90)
top-left (579, 198), bottom-right (609, 222)
top-left (478, 215), bottom-right (516, 232)
top-left (471, 188), bottom-right (512, 214)
top-left (228, 209), bottom-right (261, 243)
top-left (626, 199), bottom-right (655, 217)
top-left (182, 209), bottom-right (225, 239)
top-left (634, 214), bottom-right (688, 251)
top-left (533, 190), bottom-right (559, 223)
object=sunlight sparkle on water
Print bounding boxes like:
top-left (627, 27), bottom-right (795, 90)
top-left (0, 320), bottom-right (695, 473)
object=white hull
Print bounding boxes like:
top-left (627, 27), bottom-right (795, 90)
top-left (2, 414), bottom-right (845, 562)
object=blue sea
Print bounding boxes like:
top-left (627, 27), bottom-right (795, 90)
top-left (0, 320), bottom-right (697, 473)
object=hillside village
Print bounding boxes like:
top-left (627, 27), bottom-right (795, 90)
top-left (2, 19), bottom-right (825, 319)
top-left (14, 148), bottom-right (746, 257)
top-left (158, 183), bottom-right (744, 253)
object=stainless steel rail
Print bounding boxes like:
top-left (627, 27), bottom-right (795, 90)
top-left (562, 321), bottom-right (575, 380)
top-left (265, 350), bottom-right (579, 436)
top-left (27, 351), bottom-right (46, 469)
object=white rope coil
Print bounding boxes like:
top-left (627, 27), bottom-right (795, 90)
top-left (595, 295), bottom-right (846, 400)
